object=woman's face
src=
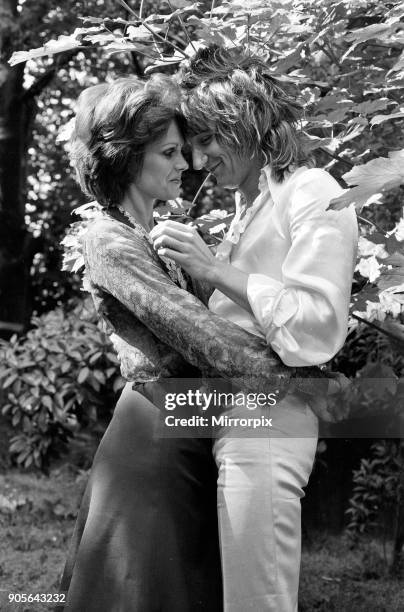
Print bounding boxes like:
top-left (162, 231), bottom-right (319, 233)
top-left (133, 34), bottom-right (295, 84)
top-left (189, 131), bottom-right (261, 193)
top-left (135, 121), bottom-right (188, 202)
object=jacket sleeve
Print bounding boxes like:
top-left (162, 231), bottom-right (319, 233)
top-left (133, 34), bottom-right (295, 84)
top-left (247, 169), bottom-right (358, 366)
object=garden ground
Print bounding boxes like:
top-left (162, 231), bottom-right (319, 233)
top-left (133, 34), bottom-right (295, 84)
top-left (0, 466), bottom-right (403, 612)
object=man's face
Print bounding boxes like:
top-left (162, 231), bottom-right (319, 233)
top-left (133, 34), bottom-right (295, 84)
top-left (189, 131), bottom-right (258, 190)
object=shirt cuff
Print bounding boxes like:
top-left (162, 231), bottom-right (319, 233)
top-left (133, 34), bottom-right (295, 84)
top-left (247, 273), bottom-right (298, 338)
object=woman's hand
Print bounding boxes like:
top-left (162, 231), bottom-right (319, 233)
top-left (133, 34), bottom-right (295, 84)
top-left (150, 220), bottom-right (217, 282)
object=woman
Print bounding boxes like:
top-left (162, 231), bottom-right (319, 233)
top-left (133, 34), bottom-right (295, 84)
top-left (59, 74), bottom-right (326, 611)
top-left (151, 46), bottom-right (358, 611)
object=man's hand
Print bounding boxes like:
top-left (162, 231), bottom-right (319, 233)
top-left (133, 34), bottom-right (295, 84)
top-left (150, 220), bottom-right (217, 282)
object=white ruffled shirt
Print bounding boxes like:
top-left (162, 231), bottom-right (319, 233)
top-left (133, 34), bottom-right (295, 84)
top-left (209, 165), bottom-right (358, 367)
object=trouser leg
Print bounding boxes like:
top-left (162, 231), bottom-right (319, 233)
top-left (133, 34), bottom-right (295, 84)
top-left (213, 400), bottom-right (318, 612)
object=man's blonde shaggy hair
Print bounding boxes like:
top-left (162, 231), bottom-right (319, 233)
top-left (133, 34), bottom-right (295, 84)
top-left (178, 45), bottom-right (311, 182)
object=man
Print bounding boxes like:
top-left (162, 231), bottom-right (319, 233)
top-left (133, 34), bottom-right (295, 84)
top-left (151, 44), bottom-right (358, 611)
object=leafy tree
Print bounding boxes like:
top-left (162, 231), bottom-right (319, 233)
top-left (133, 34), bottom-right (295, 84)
top-left (8, 0), bottom-right (404, 329)
top-left (346, 439), bottom-right (404, 575)
top-left (0, 0), bottom-right (154, 337)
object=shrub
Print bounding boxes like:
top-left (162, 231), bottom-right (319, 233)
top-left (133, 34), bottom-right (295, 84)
top-left (0, 299), bottom-right (124, 471)
top-left (346, 440), bottom-right (404, 575)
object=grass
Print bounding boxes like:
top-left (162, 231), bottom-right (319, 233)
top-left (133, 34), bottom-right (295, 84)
top-left (300, 533), bottom-right (403, 611)
top-left (0, 467), bottom-right (85, 612)
top-left (0, 467), bottom-right (403, 611)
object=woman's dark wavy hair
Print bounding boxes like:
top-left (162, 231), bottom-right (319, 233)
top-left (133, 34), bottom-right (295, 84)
top-left (177, 45), bottom-right (312, 182)
top-left (70, 74), bottom-right (186, 208)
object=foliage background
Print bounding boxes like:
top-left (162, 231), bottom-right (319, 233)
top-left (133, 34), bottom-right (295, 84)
top-left (0, 0), bottom-right (404, 596)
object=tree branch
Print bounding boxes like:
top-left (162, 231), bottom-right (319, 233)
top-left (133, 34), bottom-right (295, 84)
top-left (117, 0), bottom-right (187, 57)
top-left (167, 0), bottom-right (196, 52)
top-left (319, 147), bottom-right (355, 169)
top-left (316, 42), bottom-right (340, 66)
top-left (357, 215), bottom-right (389, 236)
top-left (130, 52), bottom-right (143, 76)
top-left (352, 314), bottom-right (402, 343)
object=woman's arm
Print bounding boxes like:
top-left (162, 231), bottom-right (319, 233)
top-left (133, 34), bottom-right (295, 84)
top-left (83, 217), bottom-right (329, 400)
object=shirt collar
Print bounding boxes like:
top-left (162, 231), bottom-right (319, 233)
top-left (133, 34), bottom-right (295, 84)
top-left (234, 163), bottom-right (310, 221)
top-left (262, 164), bottom-right (309, 208)
top-left (235, 165), bottom-right (271, 215)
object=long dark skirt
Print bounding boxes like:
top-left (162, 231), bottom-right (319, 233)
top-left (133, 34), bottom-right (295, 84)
top-left (58, 382), bottom-right (222, 611)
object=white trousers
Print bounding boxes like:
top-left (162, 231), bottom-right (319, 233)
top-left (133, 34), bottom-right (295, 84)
top-left (212, 395), bottom-right (318, 612)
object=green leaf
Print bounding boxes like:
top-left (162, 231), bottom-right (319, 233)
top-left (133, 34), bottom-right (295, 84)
top-left (42, 396), bottom-right (53, 411)
top-left (37, 412), bottom-right (49, 433)
top-left (8, 34), bottom-right (83, 66)
top-left (90, 379), bottom-right (101, 392)
top-left (389, 50), bottom-right (404, 74)
top-left (60, 361), bottom-right (71, 374)
top-left (79, 16), bottom-right (106, 25)
top-left (156, 198), bottom-right (192, 216)
top-left (273, 46), bottom-right (303, 74)
top-left (104, 40), bottom-right (153, 57)
top-left (113, 377), bottom-right (126, 392)
top-left (9, 437), bottom-right (26, 452)
top-left (106, 352), bottom-right (120, 364)
top-left (365, 231), bottom-right (387, 246)
top-left (370, 110), bottom-right (404, 126)
top-left (303, 134), bottom-right (334, 152)
top-left (89, 351), bottom-right (103, 365)
top-left (12, 412), bottom-right (21, 427)
top-left (22, 416), bottom-right (31, 431)
top-left (158, 3), bottom-right (201, 22)
top-left (16, 361), bottom-right (36, 369)
top-left (126, 25), bottom-right (153, 41)
top-left (144, 56), bottom-right (183, 74)
top-left (93, 370), bottom-right (106, 384)
top-left (377, 252), bottom-right (404, 290)
top-left (78, 367), bottom-right (90, 384)
top-left (350, 285), bottom-right (381, 313)
top-left (329, 150), bottom-right (404, 211)
top-left (84, 33), bottom-right (119, 45)
top-left (24, 455), bottom-right (33, 469)
top-left (2, 374), bottom-right (18, 389)
top-left (166, 0), bottom-right (194, 7)
top-left (344, 18), bottom-right (402, 45)
top-left (352, 98), bottom-right (395, 116)
top-left (366, 233), bottom-right (404, 256)
top-left (196, 213), bottom-right (234, 234)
